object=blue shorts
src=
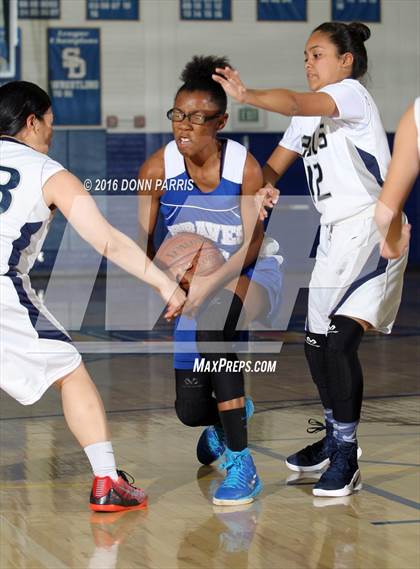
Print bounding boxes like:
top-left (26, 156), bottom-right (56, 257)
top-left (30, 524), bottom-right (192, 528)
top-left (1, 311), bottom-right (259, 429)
top-left (243, 255), bottom-right (283, 325)
top-left (173, 255), bottom-right (283, 370)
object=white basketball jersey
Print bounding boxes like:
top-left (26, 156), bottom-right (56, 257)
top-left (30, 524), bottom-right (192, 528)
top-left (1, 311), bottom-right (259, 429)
top-left (280, 79), bottom-right (390, 225)
top-left (0, 137), bottom-right (64, 275)
top-left (414, 97), bottom-right (420, 158)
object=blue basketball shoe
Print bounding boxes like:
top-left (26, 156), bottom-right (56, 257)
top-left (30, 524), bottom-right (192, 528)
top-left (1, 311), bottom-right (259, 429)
top-left (196, 398), bottom-right (254, 466)
top-left (313, 441), bottom-right (362, 497)
top-left (213, 448), bottom-right (262, 506)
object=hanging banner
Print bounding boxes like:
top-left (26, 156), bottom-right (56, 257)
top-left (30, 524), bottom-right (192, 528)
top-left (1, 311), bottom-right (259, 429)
top-left (48, 28), bottom-right (101, 126)
top-left (257, 0), bottom-right (306, 21)
top-left (180, 0), bottom-right (231, 20)
top-left (18, 0), bottom-right (60, 19)
top-left (0, 28), bottom-right (21, 84)
top-left (87, 0), bottom-right (139, 20)
top-left (332, 0), bottom-right (381, 22)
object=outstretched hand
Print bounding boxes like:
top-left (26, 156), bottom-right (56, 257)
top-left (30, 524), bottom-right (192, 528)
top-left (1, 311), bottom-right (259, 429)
top-left (183, 275), bottom-right (215, 317)
top-left (160, 278), bottom-right (187, 321)
top-left (212, 67), bottom-right (248, 103)
top-left (256, 183), bottom-right (280, 220)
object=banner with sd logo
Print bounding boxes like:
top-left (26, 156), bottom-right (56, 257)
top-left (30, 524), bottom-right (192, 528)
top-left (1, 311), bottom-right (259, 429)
top-left (48, 28), bottom-right (101, 126)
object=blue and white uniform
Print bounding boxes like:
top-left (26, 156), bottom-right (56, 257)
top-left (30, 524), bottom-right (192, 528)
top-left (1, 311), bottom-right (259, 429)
top-left (280, 79), bottom-right (408, 334)
top-left (0, 137), bottom-right (81, 405)
top-left (161, 138), bottom-right (283, 369)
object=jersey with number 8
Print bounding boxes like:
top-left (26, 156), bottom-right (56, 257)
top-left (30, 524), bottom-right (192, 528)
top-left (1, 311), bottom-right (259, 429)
top-left (0, 138), bottom-right (64, 276)
top-left (279, 78), bottom-right (390, 225)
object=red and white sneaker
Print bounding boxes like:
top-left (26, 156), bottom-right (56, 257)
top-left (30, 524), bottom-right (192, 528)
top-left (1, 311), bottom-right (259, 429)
top-left (89, 470), bottom-right (148, 512)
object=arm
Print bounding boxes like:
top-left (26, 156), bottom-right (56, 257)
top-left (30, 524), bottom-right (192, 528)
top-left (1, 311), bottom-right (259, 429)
top-left (378, 104), bottom-right (419, 212)
top-left (137, 148), bottom-right (165, 259)
top-left (375, 103), bottom-right (418, 258)
top-left (42, 169), bottom-right (185, 318)
top-left (222, 153), bottom-right (265, 274)
top-left (257, 145), bottom-right (300, 220)
top-left (213, 67), bottom-right (337, 117)
top-left (185, 153), bottom-right (264, 314)
top-left (264, 145), bottom-right (300, 185)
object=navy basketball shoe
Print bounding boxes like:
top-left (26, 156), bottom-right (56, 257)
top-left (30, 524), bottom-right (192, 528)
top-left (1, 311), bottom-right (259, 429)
top-left (90, 470), bottom-right (147, 512)
top-left (285, 419), bottom-right (337, 472)
top-left (197, 398), bottom-right (254, 466)
top-left (313, 442), bottom-right (362, 497)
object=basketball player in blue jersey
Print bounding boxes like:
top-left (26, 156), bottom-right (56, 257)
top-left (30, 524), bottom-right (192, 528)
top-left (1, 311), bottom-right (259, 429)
top-left (375, 98), bottom-right (419, 259)
top-left (214, 22), bottom-right (408, 497)
top-left (0, 81), bottom-right (185, 511)
top-left (138, 56), bottom-right (283, 505)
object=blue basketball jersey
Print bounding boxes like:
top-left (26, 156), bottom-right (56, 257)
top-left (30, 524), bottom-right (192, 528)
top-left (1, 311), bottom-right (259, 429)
top-left (161, 138), bottom-right (248, 369)
top-left (161, 138), bottom-right (247, 258)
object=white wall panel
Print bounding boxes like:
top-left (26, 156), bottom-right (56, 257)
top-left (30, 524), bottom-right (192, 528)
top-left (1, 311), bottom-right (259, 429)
top-left (18, 0), bottom-right (420, 131)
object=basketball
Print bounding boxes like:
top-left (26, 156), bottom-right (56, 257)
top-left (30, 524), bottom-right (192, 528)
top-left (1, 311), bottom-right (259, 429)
top-left (154, 232), bottom-right (225, 288)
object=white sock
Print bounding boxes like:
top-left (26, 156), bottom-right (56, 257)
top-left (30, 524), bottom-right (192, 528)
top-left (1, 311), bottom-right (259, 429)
top-left (84, 441), bottom-right (118, 480)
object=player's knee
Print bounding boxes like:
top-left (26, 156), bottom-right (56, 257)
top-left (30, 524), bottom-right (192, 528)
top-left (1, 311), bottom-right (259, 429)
top-left (212, 371), bottom-right (244, 403)
top-left (326, 316), bottom-right (364, 402)
top-left (304, 331), bottom-right (327, 386)
top-left (174, 398), bottom-right (212, 427)
top-left (326, 316), bottom-right (364, 353)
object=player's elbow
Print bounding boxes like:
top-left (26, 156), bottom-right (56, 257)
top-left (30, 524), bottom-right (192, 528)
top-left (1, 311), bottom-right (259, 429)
top-left (104, 228), bottom-right (123, 260)
top-left (287, 94), bottom-right (301, 117)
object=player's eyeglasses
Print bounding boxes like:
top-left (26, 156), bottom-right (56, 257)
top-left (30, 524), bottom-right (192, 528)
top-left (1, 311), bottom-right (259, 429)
top-left (167, 108), bottom-right (222, 125)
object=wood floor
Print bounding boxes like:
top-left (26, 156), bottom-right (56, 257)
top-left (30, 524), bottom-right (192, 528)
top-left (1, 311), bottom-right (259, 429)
top-left (0, 273), bottom-right (419, 569)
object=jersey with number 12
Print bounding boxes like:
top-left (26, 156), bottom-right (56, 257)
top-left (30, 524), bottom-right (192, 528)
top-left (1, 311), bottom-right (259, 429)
top-left (280, 78), bottom-right (390, 225)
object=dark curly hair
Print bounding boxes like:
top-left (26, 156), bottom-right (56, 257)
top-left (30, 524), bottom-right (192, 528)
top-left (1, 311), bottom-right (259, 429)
top-left (176, 55), bottom-right (231, 113)
top-left (313, 22), bottom-right (371, 79)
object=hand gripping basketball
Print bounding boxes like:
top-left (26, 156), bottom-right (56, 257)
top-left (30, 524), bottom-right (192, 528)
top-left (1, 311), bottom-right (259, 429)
top-left (154, 232), bottom-right (225, 291)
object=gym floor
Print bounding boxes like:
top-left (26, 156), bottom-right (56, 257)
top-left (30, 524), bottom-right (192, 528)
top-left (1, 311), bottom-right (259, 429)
top-left (0, 272), bottom-right (419, 569)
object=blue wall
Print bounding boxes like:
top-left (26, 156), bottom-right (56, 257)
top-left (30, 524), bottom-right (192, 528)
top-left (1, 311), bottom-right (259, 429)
top-left (41, 130), bottom-right (419, 269)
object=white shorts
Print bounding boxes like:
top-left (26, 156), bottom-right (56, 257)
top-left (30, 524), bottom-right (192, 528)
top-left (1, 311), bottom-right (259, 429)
top-left (307, 213), bottom-right (408, 335)
top-left (0, 274), bottom-right (81, 405)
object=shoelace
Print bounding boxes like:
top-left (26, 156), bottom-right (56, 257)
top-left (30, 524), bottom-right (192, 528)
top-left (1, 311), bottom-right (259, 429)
top-left (117, 470), bottom-right (136, 486)
top-left (208, 426), bottom-right (224, 453)
top-left (323, 447), bottom-right (351, 479)
top-left (306, 418), bottom-right (326, 434)
top-left (219, 453), bottom-right (248, 489)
